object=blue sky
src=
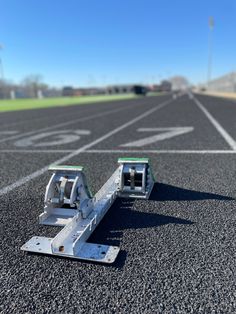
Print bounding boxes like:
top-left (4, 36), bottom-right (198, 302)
top-left (0, 0), bottom-right (235, 87)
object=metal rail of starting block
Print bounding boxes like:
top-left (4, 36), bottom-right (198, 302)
top-left (21, 158), bottom-right (154, 264)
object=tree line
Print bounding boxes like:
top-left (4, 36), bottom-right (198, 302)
top-left (0, 75), bottom-right (62, 99)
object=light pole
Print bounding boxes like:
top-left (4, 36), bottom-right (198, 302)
top-left (0, 44), bottom-right (4, 81)
top-left (207, 17), bottom-right (214, 89)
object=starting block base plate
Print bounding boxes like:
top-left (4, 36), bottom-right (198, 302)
top-left (21, 236), bottom-right (120, 264)
top-left (39, 207), bottom-right (78, 227)
top-left (40, 214), bottom-right (75, 226)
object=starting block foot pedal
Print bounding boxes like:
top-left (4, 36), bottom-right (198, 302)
top-left (21, 236), bottom-right (119, 264)
top-left (117, 157), bottom-right (154, 199)
top-left (41, 165), bottom-right (93, 226)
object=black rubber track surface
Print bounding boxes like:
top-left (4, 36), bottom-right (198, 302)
top-left (1, 93), bottom-right (236, 313)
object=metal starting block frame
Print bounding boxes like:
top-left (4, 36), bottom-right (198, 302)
top-left (21, 158), bottom-right (154, 264)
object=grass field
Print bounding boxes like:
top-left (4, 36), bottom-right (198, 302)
top-left (0, 93), bottom-right (138, 112)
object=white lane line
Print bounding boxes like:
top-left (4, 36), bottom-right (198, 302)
top-left (0, 131), bottom-right (19, 135)
top-left (0, 149), bottom-right (75, 153)
top-left (85, 149), bottom-right (236, 154)
top-left (192, 95), bottom-right (236, 150)
top-left (0, 101), bottom-right (143, 144)
top-left (0, 149), bottom-right (235, 154)
top-left (138, 127), bottom-right (191, 131)
top-left (0, 98), bottom-right (173, 196)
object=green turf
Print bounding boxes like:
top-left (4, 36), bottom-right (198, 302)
top-left (0, 94), bottom-right (138, 112)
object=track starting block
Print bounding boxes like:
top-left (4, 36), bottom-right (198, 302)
top-left (21, 158), bottom-right (154, 264)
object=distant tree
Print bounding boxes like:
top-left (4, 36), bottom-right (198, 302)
top-left (169, 76), bottom-right (190, 90)
top-left (21, 74), bottom-right (48, 98)
top-left (0, 79), bottom-right (14, 99)
top-left (0, 76), bottom-right (61, 99)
